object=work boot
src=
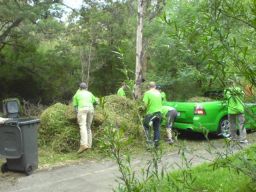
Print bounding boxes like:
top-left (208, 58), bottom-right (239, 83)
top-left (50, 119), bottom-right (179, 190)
top-left (166, 128), bottom-right (173, 145)
top-left (154, 140), bottom-right (160, 148)
top-left (167, 139), bottom-right (174, 145)
top-left (239, 139), bottom-right (248, 144)
top-left (77, 145), bottom-right (88, 154)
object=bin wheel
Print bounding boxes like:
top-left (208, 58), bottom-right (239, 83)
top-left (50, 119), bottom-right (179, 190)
top-left (1, 163), bottom-right (8, 173)
top-left (25, 165), bottom-right (33, 176)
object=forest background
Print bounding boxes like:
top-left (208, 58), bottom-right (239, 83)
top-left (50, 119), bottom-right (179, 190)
top-left (0, 0), bottom-right (255, 104)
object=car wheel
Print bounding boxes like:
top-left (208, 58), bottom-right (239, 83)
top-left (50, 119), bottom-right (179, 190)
top-left (219, 116), bottom-right (230, 138)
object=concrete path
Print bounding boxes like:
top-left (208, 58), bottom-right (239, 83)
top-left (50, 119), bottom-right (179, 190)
top-left (0, 133), bottom-right (255, 192)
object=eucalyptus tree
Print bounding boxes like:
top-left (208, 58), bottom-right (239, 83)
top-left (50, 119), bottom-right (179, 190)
top-left (134, 0), bottom-right (166, 99)
top-left (134, 0), bottom-right (144, 99)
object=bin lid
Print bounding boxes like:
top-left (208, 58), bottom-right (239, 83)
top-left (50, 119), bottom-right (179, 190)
top-left (2, 98), bottom-right (20, 118)
top-left (6, 100), bottom-right (19, 114)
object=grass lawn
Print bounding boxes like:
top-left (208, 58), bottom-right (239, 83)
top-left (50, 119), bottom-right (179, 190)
top-left (144, 144), bottom-right (256, 192)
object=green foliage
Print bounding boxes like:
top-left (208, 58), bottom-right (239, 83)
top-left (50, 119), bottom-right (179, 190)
top-left (68, 0), bottom-right (137, 96)
top-left (169, 165), bottom-right (253, 192)
top-left (99, 124), bottom-right (174, 192)
top-left (98, 125), bottom-right (141, 192)
top-left (132, 144), bottom-right (256, 192)
top-left (94, 95), bottom-right (144, 149)
top-left (157, 0), bottom-right (256, 99)
top-left (0, 1), bottom-right (80, 103)
top-left (213, 144), bottom-right (256, 184)
top-left (1, 0), bottom-right (256, 104)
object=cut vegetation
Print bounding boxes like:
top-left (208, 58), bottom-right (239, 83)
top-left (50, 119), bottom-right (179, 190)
top-left (39, 95), bottom-right (143, 154)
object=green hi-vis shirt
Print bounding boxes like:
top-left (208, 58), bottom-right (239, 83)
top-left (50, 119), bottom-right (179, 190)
top-left (143, 89), bottom-right (162, 114)
top-left (161, 92), bottom-right (167, 102)
top-left (117, 87), bottom-right (126, 97)
top-left (73, 89), bottom-right (97, 109)
top-left (224, 87), bottom-right (245, 114)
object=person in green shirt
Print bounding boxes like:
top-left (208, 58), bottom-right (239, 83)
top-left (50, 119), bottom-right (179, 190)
top-left (156, 85), bottom-right (177, 144)
top-left (73, 82), bottom-right (98, 153)
top-left (161, 106), bottom-right (177, 145)
top-left (156, 85), bottom-right (167, 103)
top-left (117, 82), bottom-right (126, 97)
top-left (143, 81), bottom-right (162, 147)
top-left (224, 79), bottom-right (247, 144)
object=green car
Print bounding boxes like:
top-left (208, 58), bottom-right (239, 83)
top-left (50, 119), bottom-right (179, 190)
top-left (164, 101), bottom-right (256, 137)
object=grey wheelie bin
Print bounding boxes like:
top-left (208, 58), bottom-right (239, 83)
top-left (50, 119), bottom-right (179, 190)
top-left (0, 98), bottom-right (40, 175)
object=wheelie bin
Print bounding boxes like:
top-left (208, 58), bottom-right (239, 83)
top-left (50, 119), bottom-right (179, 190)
top-left (0, 98), bottom-right (40, 175)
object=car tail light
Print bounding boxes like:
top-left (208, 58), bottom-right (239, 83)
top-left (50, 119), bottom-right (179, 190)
top-left (194, 105), bottom-right (206, 115)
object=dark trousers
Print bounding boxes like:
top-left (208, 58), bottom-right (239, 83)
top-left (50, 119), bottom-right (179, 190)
top-left (143, 112), bottom-right (162, 143)
top-left (166, 109), bottom-right (177, 128)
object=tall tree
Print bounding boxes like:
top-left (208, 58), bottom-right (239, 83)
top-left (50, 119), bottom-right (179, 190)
top-left (134, 0), bottom-right (145, 99)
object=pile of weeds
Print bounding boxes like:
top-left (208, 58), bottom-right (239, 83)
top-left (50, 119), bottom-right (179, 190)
top-left (97, 95), bottom-right (142, 135)
top-left (39, 95), bottom-right (143, 153)
top-left (39, 103), bottom-right (79, 153)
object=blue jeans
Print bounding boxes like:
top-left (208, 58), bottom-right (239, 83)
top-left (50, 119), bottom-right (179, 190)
top-left (143, 112), bottom-right (161, 144)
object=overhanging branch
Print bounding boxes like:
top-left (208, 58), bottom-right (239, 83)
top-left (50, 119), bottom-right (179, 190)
top-left (0, 18), bottom-right (23, 48)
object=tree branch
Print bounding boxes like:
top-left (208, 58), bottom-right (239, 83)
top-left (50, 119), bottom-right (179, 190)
top-left (0, 18), bottom-right (23, 47)
top-left (220, 9), bottom-right (256, 30)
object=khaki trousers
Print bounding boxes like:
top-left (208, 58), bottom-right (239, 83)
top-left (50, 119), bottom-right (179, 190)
top-left (77, 107), bottom-right (94, 148)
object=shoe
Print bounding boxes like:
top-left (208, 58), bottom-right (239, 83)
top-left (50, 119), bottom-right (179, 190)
top-left (167, 139), bottom-right (174, 145)
top-left (239, 140), bottom-right (248, 144)
top-left (226, 137), bottom-right (238, 142)
top-left (77, 145), bottom-right (89, 154)
top-left (154, 140), bottom-right (160, 148)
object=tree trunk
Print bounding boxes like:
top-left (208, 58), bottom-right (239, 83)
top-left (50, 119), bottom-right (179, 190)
top-left (80, 47), bottom-right (86, 82)
top-left (134, 0), bottom-right (144, 99)
top-left (86, 42), bottom-right (93, 87)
